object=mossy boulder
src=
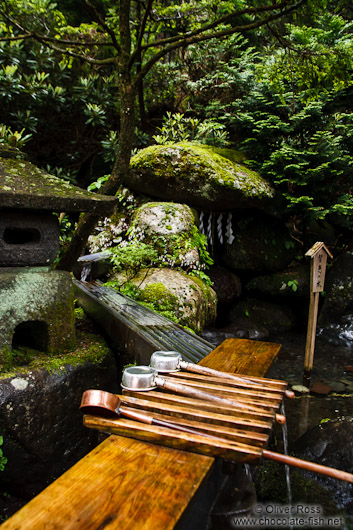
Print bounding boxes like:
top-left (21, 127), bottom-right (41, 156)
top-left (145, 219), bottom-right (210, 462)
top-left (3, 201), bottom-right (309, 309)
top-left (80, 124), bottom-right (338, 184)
top-left (127, 143), bottom-right (274, 211)
top-left (130, 202), bottom-right (200, 267)
top-left (109, 268), bottom-right (217, 332)
top-left (246, 265), bottom-right (310, 298)
top-left (228, 298), bottom-right (297, 334)
top-left (221, 213), bottom-right (297, 273)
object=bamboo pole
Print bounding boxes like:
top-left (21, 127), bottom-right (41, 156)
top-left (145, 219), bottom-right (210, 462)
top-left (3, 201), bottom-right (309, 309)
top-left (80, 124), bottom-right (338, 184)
top-left (263, 449), bottom-right (353, 484)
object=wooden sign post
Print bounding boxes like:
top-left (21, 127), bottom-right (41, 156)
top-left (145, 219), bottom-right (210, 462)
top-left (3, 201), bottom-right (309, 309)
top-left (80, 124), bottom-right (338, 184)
top-left (303, 242), bottom-right (333, 387)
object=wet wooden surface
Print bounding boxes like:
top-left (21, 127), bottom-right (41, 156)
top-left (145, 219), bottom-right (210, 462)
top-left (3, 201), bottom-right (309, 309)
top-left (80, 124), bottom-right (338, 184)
top-left (0, 436), bottom-right (213, 530)
top-left (1, 337), bottom-right (281, 530)
top-left (199, 338), bottom-right (282, 377)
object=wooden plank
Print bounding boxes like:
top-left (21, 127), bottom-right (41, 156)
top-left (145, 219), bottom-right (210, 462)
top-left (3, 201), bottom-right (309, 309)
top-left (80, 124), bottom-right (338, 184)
top-left (0, 436), bottom-right (214, 530)
top-left (199, 338), bottom-right (281, 377)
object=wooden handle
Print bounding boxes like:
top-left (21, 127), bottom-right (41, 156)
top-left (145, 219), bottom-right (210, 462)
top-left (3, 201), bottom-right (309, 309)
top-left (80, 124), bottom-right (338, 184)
top-left (275, 414), bottom-right (286, 425)
top-left (155, 376), bottom-right (276, 417)
top-left (180, 361), bottom-right (294, 399)
top-left (263, 449), bottom-right (353, 484)
top-left (121, 405), bottom-right (238, 442)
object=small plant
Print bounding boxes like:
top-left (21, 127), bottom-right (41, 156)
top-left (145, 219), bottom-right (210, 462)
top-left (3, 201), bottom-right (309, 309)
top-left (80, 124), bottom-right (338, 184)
top-left (109, 242), bottom-right (159, 278)
top-left (287, 279), bottom-right (299, 292)
top-left (0, 436), bottom-right (7, 471)
top-left (87, 174), bottom-right (110, 191)
top-left (0, 124), bottom-right (32, 148)
top-left (153, 112), bottom-right (229, 147)
top-left (188, 269), bottom-right (212, 286)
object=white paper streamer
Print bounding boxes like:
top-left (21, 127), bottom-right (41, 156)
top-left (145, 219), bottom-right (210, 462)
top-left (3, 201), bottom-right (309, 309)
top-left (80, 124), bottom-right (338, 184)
top-left (217, 213), bottom-right (223, 244)
top-left (226, 212), bottom-right (234, 244)
top-left (207, 212), bottom-right (213, 246)
top-left (199, 211), bottom-right (204, 234)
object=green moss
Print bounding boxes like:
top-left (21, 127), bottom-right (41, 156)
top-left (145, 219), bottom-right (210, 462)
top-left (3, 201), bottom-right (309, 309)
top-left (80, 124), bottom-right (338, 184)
top-left (137, 282), bottom-right (180, 323)
top-left (0, 156), bottom-right (115, 213)
top-left (0, 329), bottom-right (110, 378)
top-left (130, 142), bottom-right (273, 199)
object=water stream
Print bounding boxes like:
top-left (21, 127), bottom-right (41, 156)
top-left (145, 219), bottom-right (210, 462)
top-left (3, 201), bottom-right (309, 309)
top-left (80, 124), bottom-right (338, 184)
top-left (281, 401), bottom-right (293, 508)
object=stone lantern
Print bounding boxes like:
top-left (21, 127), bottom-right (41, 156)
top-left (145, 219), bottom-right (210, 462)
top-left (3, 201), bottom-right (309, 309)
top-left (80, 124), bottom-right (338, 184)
top-left (0, 147), bottom-right (116, 365)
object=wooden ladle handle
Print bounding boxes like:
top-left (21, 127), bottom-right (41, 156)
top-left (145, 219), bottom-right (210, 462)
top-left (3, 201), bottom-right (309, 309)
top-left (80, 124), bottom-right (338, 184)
top-left (155, 375), bottom-right (284, 424)
top-left (263, 449), bottom-right (353, 484)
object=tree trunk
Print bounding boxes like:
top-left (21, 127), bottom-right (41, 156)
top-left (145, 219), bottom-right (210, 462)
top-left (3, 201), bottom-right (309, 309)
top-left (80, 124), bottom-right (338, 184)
top-left (57, 0), bottom-right (135, 272)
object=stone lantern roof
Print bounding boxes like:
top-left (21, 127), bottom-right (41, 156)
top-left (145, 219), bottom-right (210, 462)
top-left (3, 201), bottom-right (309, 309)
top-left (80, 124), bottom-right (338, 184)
top-left (0, 148), bottom-right (117, 214)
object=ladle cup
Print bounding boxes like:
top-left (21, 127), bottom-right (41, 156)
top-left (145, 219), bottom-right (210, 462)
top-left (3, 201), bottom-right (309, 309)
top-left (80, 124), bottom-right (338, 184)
top-left (150, 350), bottom-right (294, 399)
top-left (121, 365), bottom-right (286, 424)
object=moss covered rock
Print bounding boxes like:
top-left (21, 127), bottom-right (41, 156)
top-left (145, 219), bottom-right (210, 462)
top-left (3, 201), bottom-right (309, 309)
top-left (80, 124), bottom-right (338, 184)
top-left (127, 142), bottom-right (274, 210)
top-left (130, 202), bottom-right (200, 267)
top-left (109, 267), bottom-right (217, 332)
top-left (246, 265), bottom-right (310, 298)
top-left (0, 156), bottom-right (117, 214)
top-left (0, 268), bottom-right (76, 365)
top-left (228, 298), bottom-right (297, 334)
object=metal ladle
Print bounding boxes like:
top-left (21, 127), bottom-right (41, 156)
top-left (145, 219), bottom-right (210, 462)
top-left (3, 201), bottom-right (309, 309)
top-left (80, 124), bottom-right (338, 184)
top-left (121, 365), bottom-right (286, 424)
top-left (150, 350), bottom-right (294, 399)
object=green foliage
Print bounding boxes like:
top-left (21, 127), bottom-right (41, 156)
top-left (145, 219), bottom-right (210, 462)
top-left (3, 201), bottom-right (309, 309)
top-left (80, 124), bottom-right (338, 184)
top-left (87, 174), bottom-right (110, 191)
top-left (188, 269), bottom-right (212, 286)
top-left (104, 280), bottom-right (180, 323)
top-left (287, 279), bottom-right (299, 292)
top-left (108, 242), bottom-right (159, 278)
top-left (0, 17), bottom-right (119, 185)
top-left (0, 436), bottom-right (7, 472)
top-left (0, 124), bottom-right (32, 148)
top-left (153, 112), bottom-right (229, 147)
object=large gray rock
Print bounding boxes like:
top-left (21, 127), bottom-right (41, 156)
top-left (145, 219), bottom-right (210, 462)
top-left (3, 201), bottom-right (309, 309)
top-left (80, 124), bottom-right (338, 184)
top-left (228, 298), bottom-right (297, 334)
top-left (246, 265), bottom-right (310, 298)
top-left (207, 265), bottom-right (242, 311)
top-left (127, 143), bottom-right (274, 211)
top-left (130, 202), bottom-right (200, 267)
top-left (109, 267), bottom-right (217, 333)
